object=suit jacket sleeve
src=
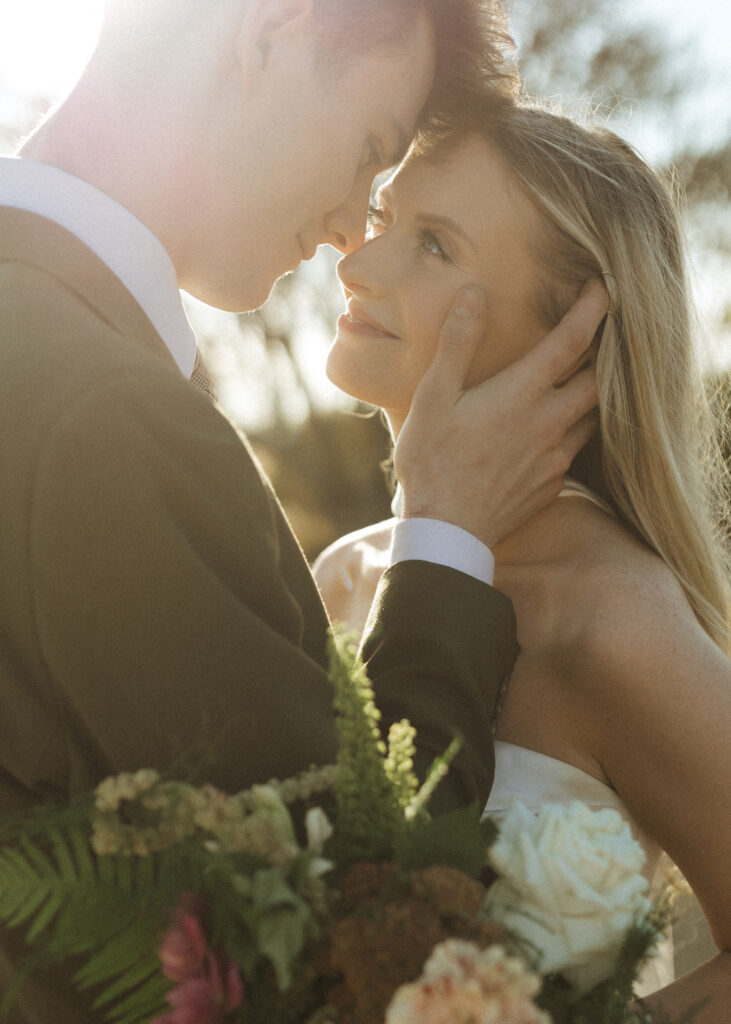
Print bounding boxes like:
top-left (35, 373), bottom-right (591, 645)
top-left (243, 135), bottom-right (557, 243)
top-left (26, 369), bottom-right (517, 807)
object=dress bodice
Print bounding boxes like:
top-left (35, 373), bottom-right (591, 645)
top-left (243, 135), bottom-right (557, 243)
top-left (485, 741), bottom-right (663, 871)
top-left (483, 741), bottom-right (674, 996)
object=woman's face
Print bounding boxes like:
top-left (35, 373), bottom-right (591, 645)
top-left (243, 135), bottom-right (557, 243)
top-left (326, 133), bottom-right (549, 433)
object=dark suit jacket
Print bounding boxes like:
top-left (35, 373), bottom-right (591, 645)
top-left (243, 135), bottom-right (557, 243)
top-left (0, 205), bottom-right (518, 1021)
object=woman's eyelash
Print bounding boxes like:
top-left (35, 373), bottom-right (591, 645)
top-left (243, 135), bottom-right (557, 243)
top-left (417, 227), bottom-right (449, 261)
top-left (367, 204), bottom-right (386, 225)
top-left (366, 208), bottom-right (450, 263)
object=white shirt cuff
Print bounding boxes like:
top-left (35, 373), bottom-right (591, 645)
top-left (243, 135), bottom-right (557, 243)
top-left (390, 517), bottom-right (495, 586)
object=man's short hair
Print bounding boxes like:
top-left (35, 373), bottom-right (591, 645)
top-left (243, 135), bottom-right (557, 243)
top-left (313, 0), bottom-right (518, 134)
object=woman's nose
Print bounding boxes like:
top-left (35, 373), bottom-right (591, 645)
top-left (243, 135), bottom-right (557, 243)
top-left (336, 239), bottom-right (381, 296)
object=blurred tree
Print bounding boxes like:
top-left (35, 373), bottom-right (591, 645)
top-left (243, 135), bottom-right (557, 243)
top-left (508, 0), bottom-right (689, 108)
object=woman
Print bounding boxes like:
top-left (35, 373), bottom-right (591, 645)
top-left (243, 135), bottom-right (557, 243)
top-left (313, 101), bottom-right (731, 1021)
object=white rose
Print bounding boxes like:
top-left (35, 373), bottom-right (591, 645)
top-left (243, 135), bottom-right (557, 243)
top-left (485, 800), bottom-right (653, 994)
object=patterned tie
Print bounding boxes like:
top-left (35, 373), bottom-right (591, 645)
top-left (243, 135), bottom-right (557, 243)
top-left (190, 348), bottom-right (216, 399)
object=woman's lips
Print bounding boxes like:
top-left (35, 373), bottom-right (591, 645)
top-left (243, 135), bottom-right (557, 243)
top-left (338, 307), bottom-right (399, 339)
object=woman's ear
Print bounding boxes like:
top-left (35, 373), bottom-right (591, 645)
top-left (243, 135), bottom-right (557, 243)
top-left (235, 0), bottom-right (314, 86)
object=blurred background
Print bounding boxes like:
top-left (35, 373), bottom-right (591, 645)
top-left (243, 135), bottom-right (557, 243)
top-left (1, 0), bottom-right (730, 563)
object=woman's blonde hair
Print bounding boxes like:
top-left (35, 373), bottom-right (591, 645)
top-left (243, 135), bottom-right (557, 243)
top-left (427, 101), bottom-right (731, 650)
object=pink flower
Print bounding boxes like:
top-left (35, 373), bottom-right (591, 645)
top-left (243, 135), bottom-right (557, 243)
top-left (385, 941), bottom-right (550, 1024)
top-left (202, 951), bottom-right (245, 1011)
top-left (152, 957), bottom-right (244, 1024)
top-left (159, 909), bottom-right (208, 983)
top-left (154, 977), bottom-right (221, 1024)
top-left (153, 900), bottom-right (244, 1024)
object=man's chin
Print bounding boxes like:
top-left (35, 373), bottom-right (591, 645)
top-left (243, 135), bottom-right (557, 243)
top-left (183, 275), bottom-right (279, 315)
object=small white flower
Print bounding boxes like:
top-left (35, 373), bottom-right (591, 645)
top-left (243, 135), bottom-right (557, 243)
top-left (305, 807), bottom-right (333, 856)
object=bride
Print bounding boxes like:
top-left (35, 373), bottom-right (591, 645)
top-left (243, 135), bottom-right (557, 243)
top-left (313, 100), bottom-right (731, 1022)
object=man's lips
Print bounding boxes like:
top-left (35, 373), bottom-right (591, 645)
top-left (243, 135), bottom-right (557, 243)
top-left (338, 304), bottom-right (399, 339)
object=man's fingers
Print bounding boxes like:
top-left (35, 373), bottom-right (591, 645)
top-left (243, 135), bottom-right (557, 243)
top-left (415, 284), bottom-right (487, 404)
top-left (552, 363), bottom-right (599, 424)
top-left (531, 278), bottom-right (609, 388)
top-left (558, 409), bottom-right (600, 468)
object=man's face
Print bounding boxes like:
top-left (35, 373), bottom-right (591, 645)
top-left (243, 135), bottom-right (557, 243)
top-left (183, 10), bottom-right (435, 311)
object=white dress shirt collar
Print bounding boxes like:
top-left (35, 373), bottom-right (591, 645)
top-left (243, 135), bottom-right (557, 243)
top-left (0, 156), bottom-right (196, 377)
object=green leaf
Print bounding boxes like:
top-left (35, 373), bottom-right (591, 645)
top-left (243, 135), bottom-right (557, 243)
top-left (19, 837), bottom-right (56, 878)
top-left (50, 829), bottom-right (77, 883)
top-left (69, 828), bottom-right (97, 886)
top-left (103, 971), bottom-right (170, 1024)
top-left (7, 882), bottom-right (50, 929)
top-left (75, 919), bottom-right (159, 989)
top-left (91, 952), bottom-right (162, 1008)
top-left (25, 890), bottom-right (63, 942)
top-left (393, 804), bottom-right (491, 877)
top-left (251, 869), bottom-right (311, 990)
top-left (114, 853), bottom-right (133, 895)
top-left (98, 851), bottom-right (116, 887)
top-left (256, 903), bottom-right (310, 990)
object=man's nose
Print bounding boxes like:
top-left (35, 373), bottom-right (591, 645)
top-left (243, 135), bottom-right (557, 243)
top-left (322, 177), bottom-right (372, 254)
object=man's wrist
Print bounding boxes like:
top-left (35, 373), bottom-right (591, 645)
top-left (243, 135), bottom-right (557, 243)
top-left (390, 516), bottom-right (495, 586)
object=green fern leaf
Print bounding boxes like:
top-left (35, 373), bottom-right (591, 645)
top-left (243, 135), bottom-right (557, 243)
top-left (91, 951), bottom-right (163, 1008)
top-left (25, 891), bottom-right (63, 942)
top-left (50, 829), bottom-right (77, 883)
top-left (115, 853), bottom-right (133, 895)
top-left (75, 918), bottom-right (161, 990)
top-left (19, 837), bottom-right (56, 878)
top-left (7, 880), bottom-right (50, 929)
top-left (98, 849), bottom-right (116, 887)
top-left (103, 970), bottom-right (170, 1024)
top-left (69, 828), bottom-right (97, 886)
top-left (0, 847), bottom-right (44, 920)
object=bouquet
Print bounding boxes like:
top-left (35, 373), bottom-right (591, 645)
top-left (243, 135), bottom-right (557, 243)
top-left (0, 633), bottom-right (669, 1024)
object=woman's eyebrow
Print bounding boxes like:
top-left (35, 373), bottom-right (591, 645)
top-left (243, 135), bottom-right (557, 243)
top-left (374, 185), bottom-right (477, 252)
top-left (417, 213), bottom-right (477, 251)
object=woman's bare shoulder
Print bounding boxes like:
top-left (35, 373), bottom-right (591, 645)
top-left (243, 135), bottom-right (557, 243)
top-left (533, 499), bottom-right (726, 751)
top-left (505, 494), bottom-right (697, 675)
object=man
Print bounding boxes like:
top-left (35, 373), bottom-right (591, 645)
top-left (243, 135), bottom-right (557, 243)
top-left (0, 0), bottom-right (604, 1017)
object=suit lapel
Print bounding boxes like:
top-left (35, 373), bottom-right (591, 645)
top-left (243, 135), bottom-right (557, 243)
top-left (0, 205), bottom-right (174, 368)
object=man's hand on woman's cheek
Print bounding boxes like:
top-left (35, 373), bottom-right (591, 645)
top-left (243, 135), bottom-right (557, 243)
top-left (395, 279), bottom-right (607, 550)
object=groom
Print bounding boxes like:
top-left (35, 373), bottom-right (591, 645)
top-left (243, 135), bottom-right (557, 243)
top-left (0, 0), bottom-right (604, 1015)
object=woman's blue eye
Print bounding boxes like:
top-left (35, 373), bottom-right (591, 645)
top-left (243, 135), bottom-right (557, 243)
top-left (418, 228), bottom-right (448, 261)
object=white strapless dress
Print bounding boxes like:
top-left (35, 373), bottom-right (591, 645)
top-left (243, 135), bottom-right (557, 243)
top-left (483, 740), bottom-right (675, 997)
